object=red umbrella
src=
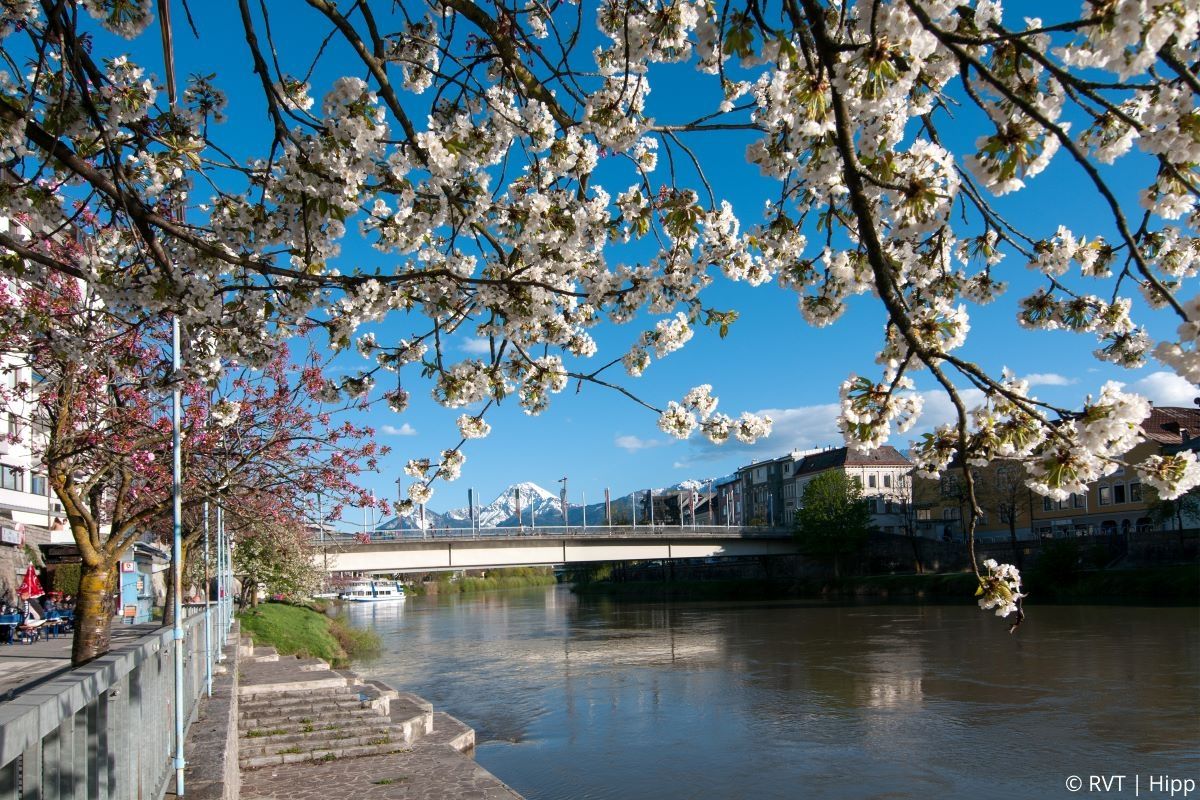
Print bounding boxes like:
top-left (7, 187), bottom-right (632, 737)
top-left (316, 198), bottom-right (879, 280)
top-left (18, 564), bottom-right (44, 599)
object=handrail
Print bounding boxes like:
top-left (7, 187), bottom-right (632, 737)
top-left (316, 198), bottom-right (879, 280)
top-left (0, 611), bottom-right (210, 799)
top-left (318, 524), bottom-right (795, 546)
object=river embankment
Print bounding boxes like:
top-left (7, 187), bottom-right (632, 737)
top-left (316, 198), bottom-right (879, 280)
top-left (406, 567), bottom-right (558, 596)
top-left (237, 601), bottom-right (381, 668)
top-left (570, 563), bottom-right (1200, 605)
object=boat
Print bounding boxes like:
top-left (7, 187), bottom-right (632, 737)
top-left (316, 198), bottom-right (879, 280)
top-left (339, 580), bottom-right (406, 603)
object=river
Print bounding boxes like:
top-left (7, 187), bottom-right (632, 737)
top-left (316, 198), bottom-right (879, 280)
top-left (347, 586), bottom-right (1200, 799)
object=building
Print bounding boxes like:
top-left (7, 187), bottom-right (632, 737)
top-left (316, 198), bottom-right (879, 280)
top-left (735, 445), bottom-right (913, 529)
top-left (916, 405), bottom-right (1200, 542)
top-left (0, 297), bottom-right (68, 600)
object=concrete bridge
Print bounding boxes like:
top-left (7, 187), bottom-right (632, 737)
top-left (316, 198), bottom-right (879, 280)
top-left (318, 525), bottom-right (797, 573)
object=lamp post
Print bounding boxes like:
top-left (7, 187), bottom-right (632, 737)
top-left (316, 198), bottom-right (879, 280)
top-left (558, 477), bottom-right (568, 530)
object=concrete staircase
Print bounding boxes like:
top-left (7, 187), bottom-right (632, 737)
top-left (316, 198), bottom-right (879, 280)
top-left (236, 637), bottom-right (468, 771)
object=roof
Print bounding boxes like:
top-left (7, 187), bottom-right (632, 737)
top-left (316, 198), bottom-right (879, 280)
top-left (1142, 406), bottom-right (1200, 445)
top-left (795, 445), bottom-right (911, 476)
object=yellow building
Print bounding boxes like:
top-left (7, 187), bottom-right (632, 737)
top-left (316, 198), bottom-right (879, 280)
top-left (915, 406), bottom-right (1200, 542)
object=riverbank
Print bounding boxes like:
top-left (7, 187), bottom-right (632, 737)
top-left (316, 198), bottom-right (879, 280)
top-left (237, 601), bottom-right (381, 668)
top-left (570, 564), bottom-right (1200, 605)
top-left (407, 567), bottom-right (557, 597)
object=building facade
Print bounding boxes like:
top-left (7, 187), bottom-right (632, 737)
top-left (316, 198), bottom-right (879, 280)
top-left (735, 446), bottom-right (914, 530)
top-left (915, 405), bottom-right (1200, 542)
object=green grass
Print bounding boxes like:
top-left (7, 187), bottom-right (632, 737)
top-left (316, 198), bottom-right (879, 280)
top-left (407, 567), bottom-right (557, 596)
top-left (245, 728), bottom-right (286, 738)
top-left (237, 602), bottom-right (347, 665)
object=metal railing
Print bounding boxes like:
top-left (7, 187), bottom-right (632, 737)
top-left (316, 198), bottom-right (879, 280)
top-left (320, 524), bottom-right (795, 545)
top-left (0, 611), bottom-right (210, 800)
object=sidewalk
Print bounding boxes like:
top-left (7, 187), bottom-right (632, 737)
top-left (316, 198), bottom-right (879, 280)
top-left (0, 622), bottom-right (160, 699)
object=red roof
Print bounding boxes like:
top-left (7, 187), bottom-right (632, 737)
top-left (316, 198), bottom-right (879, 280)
top-left (1142, 406), bottom-right (1200, 445)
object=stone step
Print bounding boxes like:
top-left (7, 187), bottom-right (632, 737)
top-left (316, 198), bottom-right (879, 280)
top-left (386, 707), bottom-right (430, 745)
top-left (240, 740), bottom-right (409, 770)
top-left (240, 727), bottom-right (404, 758)
top-left (238, 637), bottom-right (255, 658)
top-left (239, 708), bottom-right (385, 732)
top-left (416, 712), bottom-right (475, 754)
top-left (237, 666), bottom-right (349, 698)
top-left (239, 693), bottom-right (365, 714)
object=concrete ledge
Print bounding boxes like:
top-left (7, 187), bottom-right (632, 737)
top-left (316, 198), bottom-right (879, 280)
top-left (418, 712), bottom-right (475, 754)
top-left (181, 621), bottom-right (242, 800)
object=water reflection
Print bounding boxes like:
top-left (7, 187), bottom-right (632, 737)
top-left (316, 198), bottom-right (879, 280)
top-left (351, 586), bottom-right (1200, 800)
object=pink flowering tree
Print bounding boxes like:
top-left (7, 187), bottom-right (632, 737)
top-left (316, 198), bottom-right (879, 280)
top-left (1, 1), bottom-right (1198, 627)
top-left (0, 249), bottom-right (383, 660)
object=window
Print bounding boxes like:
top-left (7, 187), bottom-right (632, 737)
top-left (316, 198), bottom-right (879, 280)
top-left (883, 474), bottom-right (892, 488)
top-left (1073, 493), bottom-right (1086, 509)
top-left (30, 474), bottom-right (46, 496)
top-left (1099, 485), bottom-right (1112, 506)
top-left (6, 413), bottom-right (21, 438)
top-left (917, 509), bottom-right (932, 521)
top-left (943, 507), bottom-right (960, 520)
top-left (868, 474), bottom-right (877, 488)
top-left (940, 475), bottom-right (960, 498)
top-left (1043, 496), bottom-right (1053, 512)
top-left (783, 462), bottom-right (792, 476)
top-left (1130, 482), bottom-right (1142, 502)
top-left (1000, 504), bottom-right (1012, 523)
top-left (0, 464), bottom-right (23, 492)
top-left (1113, 484), bottom-right (1126, 504)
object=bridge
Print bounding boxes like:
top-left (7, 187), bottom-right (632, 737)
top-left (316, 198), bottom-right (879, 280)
top-left (318, 525), bottom-right (797, 573)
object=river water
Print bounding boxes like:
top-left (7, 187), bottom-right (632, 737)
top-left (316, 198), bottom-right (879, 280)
top-left (347, 586), bottom-right (1200, 799)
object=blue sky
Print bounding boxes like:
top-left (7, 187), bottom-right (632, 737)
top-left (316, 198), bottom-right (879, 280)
top-left (102, 2), bottom-right (1198, 520)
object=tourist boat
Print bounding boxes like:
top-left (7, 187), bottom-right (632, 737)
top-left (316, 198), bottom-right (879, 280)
top-left (339, 580), bottom-right (406, 603)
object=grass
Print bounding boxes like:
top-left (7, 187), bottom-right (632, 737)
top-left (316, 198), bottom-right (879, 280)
top-left (407, 567), bottom-right (557, 596)
top-left (237, 601), bottom-right (375, 667)
top-left (245, 728), bottom-right (286, 739)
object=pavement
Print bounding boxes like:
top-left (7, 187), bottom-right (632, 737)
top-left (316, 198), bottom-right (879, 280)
top-left (237, 643), bottom-right (522, 800)
top-left (241, 749), bottom-right (524, 800)
top-left (0, 621), bottom-right (161, 699)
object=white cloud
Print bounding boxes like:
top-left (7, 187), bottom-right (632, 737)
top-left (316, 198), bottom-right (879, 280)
top-left (684, 402), bottom-right (842, 463)
top-left (615, 434), bottom-right (667, 452)
top-left (382, 423), bottom-right (418, 436)
top-left (1023, 372), bottom-right (1077, 387)
top-left (460, 338), bottom-right (491, 355)
top-left (1124, 371), bottom-right (1199, 406)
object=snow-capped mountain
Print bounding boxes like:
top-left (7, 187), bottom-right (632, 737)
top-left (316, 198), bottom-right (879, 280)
top-left (375, 476), bottom-right (731, 531)
top-left (377, 481), bottom-right (564, 529)
top-left (468, 482), bottom-right (561, 527)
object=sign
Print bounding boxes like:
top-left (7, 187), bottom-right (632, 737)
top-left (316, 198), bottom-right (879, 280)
top-left (0, 527), bottom-right (21, 546)
top-left (120, 561), bottom-right (135, 573)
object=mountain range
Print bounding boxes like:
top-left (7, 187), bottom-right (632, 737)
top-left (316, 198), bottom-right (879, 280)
top-left (376, 478), bottom-right (729, 530)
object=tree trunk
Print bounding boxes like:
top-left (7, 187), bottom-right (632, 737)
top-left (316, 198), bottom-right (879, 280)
top-left (161, 539), bottom-right (193, 627)
top-left (908, 533), bottom-right (924, 574)
top-left (1009, 518), bottom-right (1023, 569)
top-left (71, 561), bottom-right (115, 666)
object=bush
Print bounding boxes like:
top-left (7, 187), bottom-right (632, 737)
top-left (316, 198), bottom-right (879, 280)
top-left (52, 563), bottom-right (81, 596)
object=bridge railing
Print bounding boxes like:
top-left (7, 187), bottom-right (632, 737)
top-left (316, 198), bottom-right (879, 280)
top-left (0, 611), bottom-right (209, 800)
top-left (318, 524), bottom-right (793, 545)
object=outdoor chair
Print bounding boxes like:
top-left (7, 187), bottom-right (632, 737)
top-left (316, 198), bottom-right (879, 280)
top-left (17, 617), bottom-right (45, 644)
top-left (0, 613), bottom-right (20, 645)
